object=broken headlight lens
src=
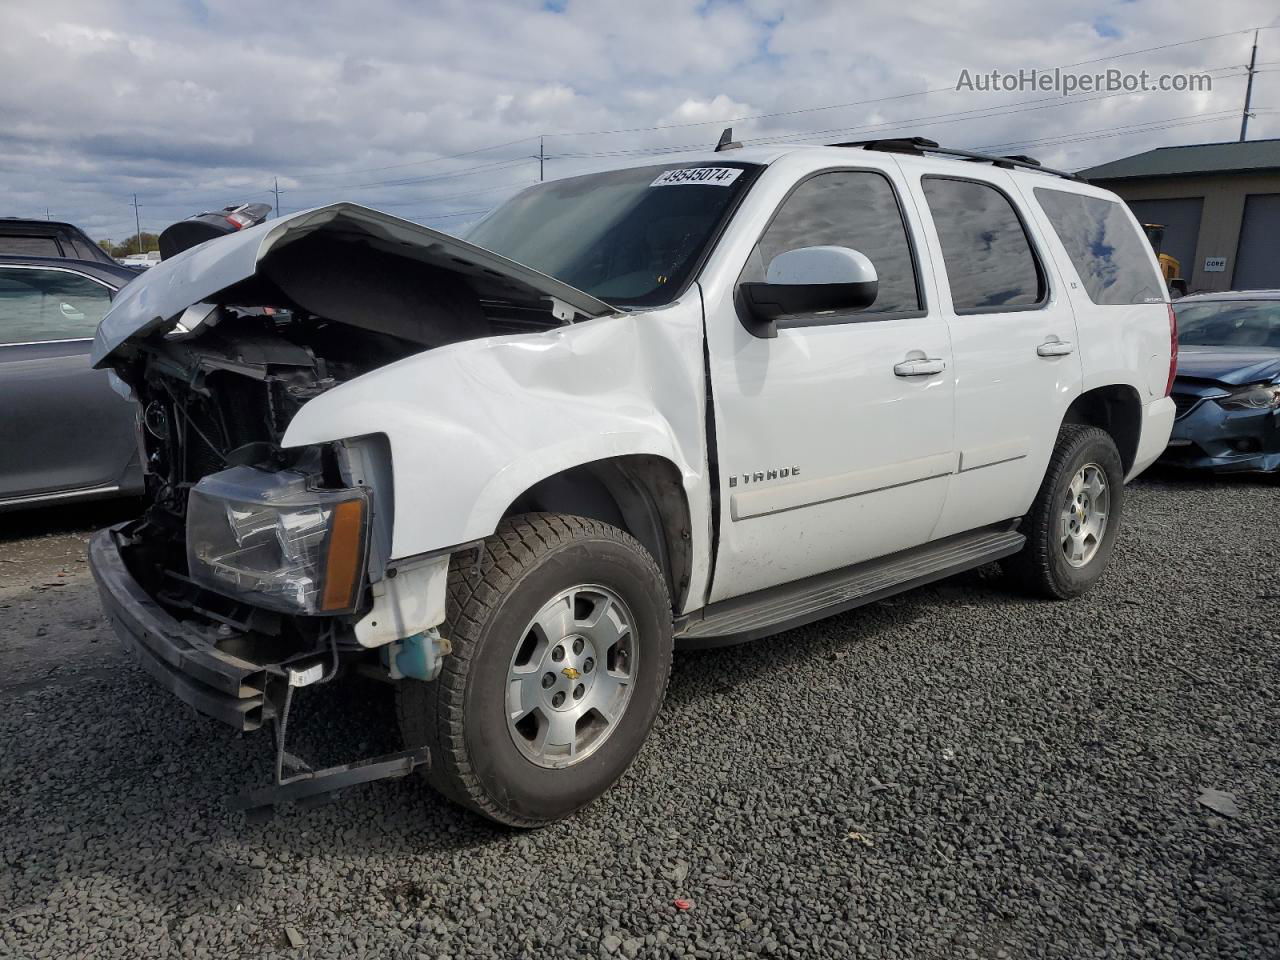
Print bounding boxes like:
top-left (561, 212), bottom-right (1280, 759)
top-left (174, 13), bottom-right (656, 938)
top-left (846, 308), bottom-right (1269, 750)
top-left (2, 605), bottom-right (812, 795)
top-left (1218, 382), bottom-right (1280, 411)
top-left (186, 464), bottom-right (369, 615)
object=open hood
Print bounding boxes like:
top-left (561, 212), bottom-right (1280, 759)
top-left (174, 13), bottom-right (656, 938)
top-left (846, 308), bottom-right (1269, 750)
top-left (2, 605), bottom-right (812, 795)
top-left (91, 202), bottom-right (615, 367)
top-left (1176, 344), bottom-right (1280, 386)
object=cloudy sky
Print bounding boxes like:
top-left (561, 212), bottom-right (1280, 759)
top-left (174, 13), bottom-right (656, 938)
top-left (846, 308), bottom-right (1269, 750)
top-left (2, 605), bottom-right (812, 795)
top-left (2, 0), bottom-right (1277, 244)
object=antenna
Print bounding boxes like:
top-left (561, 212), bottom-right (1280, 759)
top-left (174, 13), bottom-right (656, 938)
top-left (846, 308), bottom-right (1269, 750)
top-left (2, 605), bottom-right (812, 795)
top-left (714, 127), bottom-right (742, 152)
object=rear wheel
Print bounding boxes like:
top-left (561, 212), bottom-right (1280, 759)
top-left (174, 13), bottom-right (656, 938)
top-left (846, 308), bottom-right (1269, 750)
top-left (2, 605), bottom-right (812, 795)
top-left (1003, 424), bottom-right (1125, 599)
top-left (397, 513), bottom-right (672, 826)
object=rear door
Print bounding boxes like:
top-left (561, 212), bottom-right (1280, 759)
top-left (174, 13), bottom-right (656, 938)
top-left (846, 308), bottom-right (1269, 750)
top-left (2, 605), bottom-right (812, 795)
top-left (903, 165), bottom-right (1083, 537)
top-left (0, 264), bottom-right (136, 502)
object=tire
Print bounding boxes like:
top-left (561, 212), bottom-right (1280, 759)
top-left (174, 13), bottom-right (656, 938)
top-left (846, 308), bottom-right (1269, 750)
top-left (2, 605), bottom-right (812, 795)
top-left (1002, 424), bottom-right (1126, 599)
top-left (396, 513), bottom-right (673, 827)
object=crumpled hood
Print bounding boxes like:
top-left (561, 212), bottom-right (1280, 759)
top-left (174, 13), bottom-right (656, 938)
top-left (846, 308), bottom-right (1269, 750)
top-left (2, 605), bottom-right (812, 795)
top-left (1175, 344), bottom-right (1280, 386)
top-left (90, 202), bottom-right (614, 367)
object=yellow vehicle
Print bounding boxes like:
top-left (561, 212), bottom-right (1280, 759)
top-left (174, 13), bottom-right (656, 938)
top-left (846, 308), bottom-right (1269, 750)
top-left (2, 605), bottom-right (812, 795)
top-left (1142, 223), bottom-right (1187, 297)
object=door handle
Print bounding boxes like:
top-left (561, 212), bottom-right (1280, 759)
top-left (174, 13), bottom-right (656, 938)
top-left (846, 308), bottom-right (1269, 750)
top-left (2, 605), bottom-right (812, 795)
top-left (893, 358), bottom-right (946, 377)
top-left (1036, 340), bottom-right (1074, 357)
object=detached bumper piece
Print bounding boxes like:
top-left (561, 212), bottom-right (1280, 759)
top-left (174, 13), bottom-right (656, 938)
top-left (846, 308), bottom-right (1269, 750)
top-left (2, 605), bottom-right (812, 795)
top-left (90, 524), bottom-right (429, 818)
top-left (89, 525), bottom-right (268, 731)
top-left (231, 748), bottom-right (430, 824)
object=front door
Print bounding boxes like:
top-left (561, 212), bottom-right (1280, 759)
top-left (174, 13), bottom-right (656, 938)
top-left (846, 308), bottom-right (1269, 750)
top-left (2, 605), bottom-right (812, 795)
top-left (702, 166), bottom-right (956, 603)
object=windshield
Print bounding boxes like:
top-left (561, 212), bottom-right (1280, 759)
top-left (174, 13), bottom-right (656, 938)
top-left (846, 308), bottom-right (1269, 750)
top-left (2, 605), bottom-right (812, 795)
top-left (1174, 300), bottom-right (1280, 349)
top-left (468, 162), bottom-right (760, 307)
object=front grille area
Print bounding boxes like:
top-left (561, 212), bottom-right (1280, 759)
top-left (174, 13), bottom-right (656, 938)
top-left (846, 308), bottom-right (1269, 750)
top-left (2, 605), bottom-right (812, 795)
top-left (1171, 393), bottom-right (1201, 419)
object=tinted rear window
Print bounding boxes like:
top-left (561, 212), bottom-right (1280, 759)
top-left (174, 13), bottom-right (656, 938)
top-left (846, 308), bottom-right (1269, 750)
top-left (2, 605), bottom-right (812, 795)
top-left (1034, 188), bottom-right (1166, 305)
top-left (0, 235), bottom-right (61, 257)
top-left (921, 177), bottom-right (1044, 312)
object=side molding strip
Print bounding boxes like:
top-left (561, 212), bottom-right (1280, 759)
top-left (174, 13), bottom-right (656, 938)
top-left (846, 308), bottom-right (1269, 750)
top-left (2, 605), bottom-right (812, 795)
top-left (958, 437), bottom-right (1030, 473)
top-left (730, 451), bottom-right (957, 521)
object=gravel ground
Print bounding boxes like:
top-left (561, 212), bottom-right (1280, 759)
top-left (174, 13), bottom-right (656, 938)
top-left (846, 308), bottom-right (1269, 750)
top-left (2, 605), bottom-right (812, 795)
top-left (2, 475), bottom-right (1278, 960)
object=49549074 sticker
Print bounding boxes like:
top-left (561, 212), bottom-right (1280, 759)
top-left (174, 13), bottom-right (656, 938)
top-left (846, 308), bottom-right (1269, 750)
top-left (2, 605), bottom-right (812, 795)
top-left (650, 166), bottom-right (743, 187)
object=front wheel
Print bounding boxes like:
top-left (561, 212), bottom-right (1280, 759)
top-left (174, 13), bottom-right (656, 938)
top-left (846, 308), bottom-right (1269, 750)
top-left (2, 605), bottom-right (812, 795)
top-left (1002, 424), bottom-right (1126, 599)
top-left (397, 513), bottom-right (673, 826)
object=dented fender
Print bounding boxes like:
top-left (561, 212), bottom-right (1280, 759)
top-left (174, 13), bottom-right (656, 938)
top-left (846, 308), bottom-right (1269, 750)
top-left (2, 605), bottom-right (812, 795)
top-left (280, 298), bottom-right (713, 614)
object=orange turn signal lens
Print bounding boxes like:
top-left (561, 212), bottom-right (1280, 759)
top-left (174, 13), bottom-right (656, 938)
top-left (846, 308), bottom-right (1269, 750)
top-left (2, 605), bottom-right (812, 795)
top-left (320, 498), bottom-right (366, 612)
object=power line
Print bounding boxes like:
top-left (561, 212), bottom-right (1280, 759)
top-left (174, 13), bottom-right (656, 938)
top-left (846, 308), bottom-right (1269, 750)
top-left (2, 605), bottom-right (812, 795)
top-left (329, 179), bottom-right (539, 209)
top-left (292, 156), bottom-right (533, 194)
top-left (976, 112), bottom-right (1241, 153)
top-left (546, 25), bottom-right (1277, 139)
top-left (265, 24), bottom-right (1277, 192)
top-left (287, 136), bottom-right (540, 184)
top-left (546, 66), bottom-right (1250, 160)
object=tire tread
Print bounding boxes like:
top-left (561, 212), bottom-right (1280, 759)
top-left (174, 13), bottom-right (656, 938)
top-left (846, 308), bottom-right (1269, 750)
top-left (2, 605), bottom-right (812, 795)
top-left (396, 512), bottom-right (670, 827)
top-left (1003, 424), bottom-right (1122, 599)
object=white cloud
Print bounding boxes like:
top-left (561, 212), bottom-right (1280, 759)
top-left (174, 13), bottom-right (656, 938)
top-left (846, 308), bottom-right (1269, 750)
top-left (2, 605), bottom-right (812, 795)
top-left (0, 0), bottom-right (1276, 241)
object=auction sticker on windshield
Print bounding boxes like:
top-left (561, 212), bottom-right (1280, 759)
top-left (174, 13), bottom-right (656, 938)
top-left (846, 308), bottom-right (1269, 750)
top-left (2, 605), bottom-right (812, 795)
top-left (650, 167), bottom-right (744, 187)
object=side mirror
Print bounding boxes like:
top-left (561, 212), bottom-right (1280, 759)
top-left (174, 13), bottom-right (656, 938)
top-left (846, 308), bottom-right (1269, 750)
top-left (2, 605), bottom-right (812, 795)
top-left (739, 246), bottom-right (879, 338)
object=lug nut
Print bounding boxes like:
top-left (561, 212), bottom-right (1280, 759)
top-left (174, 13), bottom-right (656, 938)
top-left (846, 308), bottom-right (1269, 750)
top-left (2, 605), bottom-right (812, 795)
top-left (583, 657), bottom-right (594, 673)
top-left (552, 691), bottom-right (565, 708)
top-left (573, 684), bottom-right (585, 700)
top-left (552, 645), bottom-right (565, 662)
top-left (572, 637), bottom-right (585, 655)
top-left (542, 672), bottom-right (555, 689)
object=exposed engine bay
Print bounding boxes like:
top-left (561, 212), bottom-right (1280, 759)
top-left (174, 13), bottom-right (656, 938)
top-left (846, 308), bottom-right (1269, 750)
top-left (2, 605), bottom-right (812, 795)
top-left (99, 206), bottom-right (609, 667)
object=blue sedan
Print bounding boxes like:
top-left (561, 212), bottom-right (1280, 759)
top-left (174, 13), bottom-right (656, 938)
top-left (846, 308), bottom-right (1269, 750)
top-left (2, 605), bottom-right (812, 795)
top-left (1161, 290), bottom-right (1280, 474)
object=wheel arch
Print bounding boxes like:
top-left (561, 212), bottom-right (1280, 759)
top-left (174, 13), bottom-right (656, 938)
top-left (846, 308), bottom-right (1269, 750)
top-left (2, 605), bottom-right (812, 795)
top-left (1061, 384), bottom-right (1142, 474)
top-left (502, 455), bottom-right (694, 614)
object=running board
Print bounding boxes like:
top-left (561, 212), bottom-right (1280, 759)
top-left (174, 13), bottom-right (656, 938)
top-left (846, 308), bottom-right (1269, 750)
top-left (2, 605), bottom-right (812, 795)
top-left (678, 526), bottom-right (1024, 647)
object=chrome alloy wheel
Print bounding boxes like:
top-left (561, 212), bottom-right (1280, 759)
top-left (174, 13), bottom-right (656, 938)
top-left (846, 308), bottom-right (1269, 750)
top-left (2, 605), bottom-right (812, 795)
top-left (506, 584), bottom-right (638, 768)
top-left (1060, 462), bottom-right (1110, 568)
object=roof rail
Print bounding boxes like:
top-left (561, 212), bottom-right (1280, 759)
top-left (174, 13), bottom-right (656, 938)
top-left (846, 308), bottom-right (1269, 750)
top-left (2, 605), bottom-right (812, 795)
top-left (831, 137), bottom-right (1081, 181)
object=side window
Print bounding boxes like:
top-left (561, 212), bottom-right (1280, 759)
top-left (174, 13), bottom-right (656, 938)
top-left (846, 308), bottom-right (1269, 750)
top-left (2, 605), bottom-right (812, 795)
top-left (0, 235), bottom-right (62, 257)
top-left (921, 177), bottom-right (1045, 313)
top-left (0, 267), bottom-right (112, 344)
top-left (1033, 188), bottom-right (1166, 305)
top-left (751, 170), bottom-right (921, 315)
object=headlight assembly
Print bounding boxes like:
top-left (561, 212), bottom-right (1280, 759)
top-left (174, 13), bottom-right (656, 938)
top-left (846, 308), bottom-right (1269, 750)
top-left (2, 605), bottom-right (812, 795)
top-left (1217, 382), bottom-right (1280, 411)
top-left (186, 465), bottom-right (370, 615)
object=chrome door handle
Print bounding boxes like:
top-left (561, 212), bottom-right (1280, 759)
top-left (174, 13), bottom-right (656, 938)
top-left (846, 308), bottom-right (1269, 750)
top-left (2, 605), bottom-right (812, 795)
top-left (1036, 340), bottom-right (1074, 357)
top-left (893, 358), bottom-right (946, 377)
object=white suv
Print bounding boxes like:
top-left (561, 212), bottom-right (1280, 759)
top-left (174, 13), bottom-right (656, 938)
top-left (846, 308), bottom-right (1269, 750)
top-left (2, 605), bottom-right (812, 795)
top-left (89, 136), bottom-right (1176, 825)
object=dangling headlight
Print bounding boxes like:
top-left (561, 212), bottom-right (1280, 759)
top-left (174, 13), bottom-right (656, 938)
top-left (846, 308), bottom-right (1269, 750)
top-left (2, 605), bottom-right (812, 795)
top-left (1218, 382), bottom-right (1280, 410)
top-left (186, 465), bottom-right (370, 615)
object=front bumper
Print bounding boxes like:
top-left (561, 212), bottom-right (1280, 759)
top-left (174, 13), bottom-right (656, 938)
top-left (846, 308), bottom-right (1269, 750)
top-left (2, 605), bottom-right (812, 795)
top-left (1158, 395), bottom-right (1280, 473)
top-left (89, 525), bottom-right (270, 731)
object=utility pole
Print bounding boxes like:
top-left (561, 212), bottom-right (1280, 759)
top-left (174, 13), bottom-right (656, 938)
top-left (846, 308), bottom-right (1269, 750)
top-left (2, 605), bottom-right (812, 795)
top-left (1240, 29), bottom-right (1259, 142)
top-left (132, 194), bottom-right (142, 254)
top-left (45, 207), bottom-right (50, 220)
top-left (272, 177), bottom-right (282, 218)
top-left (528, 136), bottom-right (547, 181)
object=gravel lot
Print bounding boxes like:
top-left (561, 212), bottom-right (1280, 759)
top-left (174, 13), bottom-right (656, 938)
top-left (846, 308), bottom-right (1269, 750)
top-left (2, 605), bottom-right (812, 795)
top-left (2, 475), bottom-right (1278, 960)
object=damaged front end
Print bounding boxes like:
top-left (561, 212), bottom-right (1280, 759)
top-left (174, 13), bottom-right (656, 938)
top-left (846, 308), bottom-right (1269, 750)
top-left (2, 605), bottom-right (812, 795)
top-left (88, 203), bottom-right (613, 815)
